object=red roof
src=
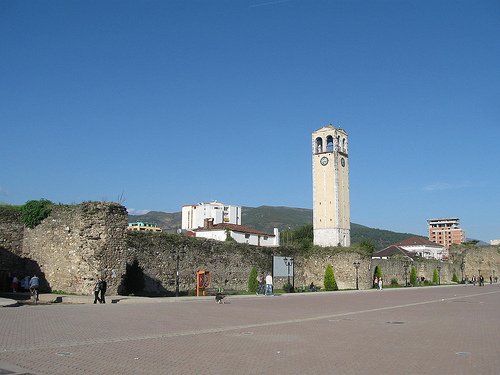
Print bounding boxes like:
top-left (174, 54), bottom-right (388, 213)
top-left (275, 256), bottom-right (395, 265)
top-left (390, 236), bottom-right (441, 247)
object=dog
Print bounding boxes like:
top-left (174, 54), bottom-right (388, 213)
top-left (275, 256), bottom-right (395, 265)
top-left (215, 292), bottom-right (226, 304)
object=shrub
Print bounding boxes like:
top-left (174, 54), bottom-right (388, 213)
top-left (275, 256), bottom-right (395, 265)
top-left (452, 272), bottom-right (459, 283)
top-left (248, 267), bottom-right (258, 293)
top-left (391, 278), bottom-right (399, 287)
top-left (21, 199), bottom-right (53, 228)
top-left (282, 282), bottom-right (294, 293)
top-left (324, 263), bottom-right (337, 291)
top-left (433, 267), bottom-right (439, 284)
top-left (410, 266), bottom-right (417, 286)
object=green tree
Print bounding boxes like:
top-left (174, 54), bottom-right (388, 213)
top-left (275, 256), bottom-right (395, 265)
top-left (452, 272), bottom-right (459, 283)
top-left (433, 267), bottom-right (439, 285)
top-left (324, 263), bottom-right (337, 291)
top-left (248, 267), bottom-right (258, 293)
top-left (225, 229), bottom-right (236, 242)
top-left (123, 259), bottom-right (145, 295)
top-left (359, 238), bottom-right (375, 254)
top-left (410, 266), bottom-right (417, 286)
top-left (21, 199), bottom-right (53, 228)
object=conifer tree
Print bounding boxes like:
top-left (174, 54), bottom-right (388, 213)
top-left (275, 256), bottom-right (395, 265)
top-left (433, 267), bottom-right (439, 285)
top-left (410, 266), bottom-right (417, 286)
top-left (324, 263), bottom-right (337, 291)
top-left (248, 267), bottom-right (258, 293)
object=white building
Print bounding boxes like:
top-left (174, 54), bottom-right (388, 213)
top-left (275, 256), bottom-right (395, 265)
top-left (182, 200), bottom-right (241, 231)
top-left (392, 236), bottom-right (448, 260)
top-left (193, 218), bottom-right (280, 247)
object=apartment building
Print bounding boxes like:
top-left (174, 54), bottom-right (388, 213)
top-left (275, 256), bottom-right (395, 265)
top-left (428, 218), bottom-right (465, 248)
top-left (182, 200), bottom-right (241, 230)
top-left (127, 222), bottom-right (162, 232)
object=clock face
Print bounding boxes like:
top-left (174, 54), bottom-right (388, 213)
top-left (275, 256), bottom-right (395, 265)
top-left (320, 157), bottom-right (329, 166)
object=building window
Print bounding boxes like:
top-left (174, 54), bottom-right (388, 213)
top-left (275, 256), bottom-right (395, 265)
top-left (245, 234), bottom-right (250, 239)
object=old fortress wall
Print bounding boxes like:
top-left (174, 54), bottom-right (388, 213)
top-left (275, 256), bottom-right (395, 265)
top-left (1, 202), bottom-right (499, 295)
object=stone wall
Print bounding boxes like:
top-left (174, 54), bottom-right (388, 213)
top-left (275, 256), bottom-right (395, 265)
top-left (1, 203), bottom-right (499, 295)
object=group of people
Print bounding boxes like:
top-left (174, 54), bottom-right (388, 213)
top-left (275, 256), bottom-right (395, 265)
top-left (256, 272), bottom-right (274, 296)
top-left (464, 275), bottom-right (492, 286)
top-left (11, 274), bottom-right (39, 294)
top-left (92, 276), bottom-right (107, 303)
top-left (374, 276), bottom-right (383, 290)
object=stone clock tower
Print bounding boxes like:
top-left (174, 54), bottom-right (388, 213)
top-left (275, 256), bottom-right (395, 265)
top-left (312, 125), bottom-right (350, 247)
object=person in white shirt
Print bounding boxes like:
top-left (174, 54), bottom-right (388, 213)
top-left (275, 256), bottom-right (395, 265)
top-left (264, 274), bottom-right (273, 296)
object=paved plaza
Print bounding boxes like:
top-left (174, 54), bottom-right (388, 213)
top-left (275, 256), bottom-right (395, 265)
top-left (0, 284), bottom-right (499, 375)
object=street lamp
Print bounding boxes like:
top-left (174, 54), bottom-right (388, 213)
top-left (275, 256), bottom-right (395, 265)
top-left (403, 262), bottom-right (409, 287)
top-left (283, 257), bottom-right (294, 293)
top-left (171, 249), bottom-right (186, 297)
top-left (353, 262), bottom-right (360, 290)
top-left (460, 260), bottom-right (465, 283)
top-left (437, 266), bottom-right (441, 285)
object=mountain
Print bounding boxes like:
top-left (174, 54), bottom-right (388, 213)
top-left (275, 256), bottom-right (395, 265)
top-left (128, 206), bottom-right (429, 250)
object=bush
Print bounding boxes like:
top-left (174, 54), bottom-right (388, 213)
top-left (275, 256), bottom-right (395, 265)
top-left (282, 282), bottom-right (294, 293)
top-left (21, 199), bottom-right (53, 228)
top-left (248, 267), bottom-right (258, 293)
top-left (410, 266), bottom-right (417, 286)
top-left (452, 272), bottom-right (459, 283)
top-left (433, 267), bottom-right (439, 285)
top-left (324, 263), bottom-right (337, 291)
top-left (391, 278), bottom-right (399, 287)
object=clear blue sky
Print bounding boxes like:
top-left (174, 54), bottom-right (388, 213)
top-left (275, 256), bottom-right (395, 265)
top-left (1, 1), bottom-right (499, 242)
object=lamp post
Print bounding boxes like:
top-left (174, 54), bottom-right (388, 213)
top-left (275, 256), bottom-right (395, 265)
top-left (403, 262), bottom-right (409, 287)
top-left (353, 262), bottom-right (360, 290)
top-left (460, 260), bottom-right (465, 283)
top-left (283, 257), bottom-right (294, 293)
top-left (437, 266), bottom-right (441, 285)
top-left (171, 249), bottom-right (186, 297)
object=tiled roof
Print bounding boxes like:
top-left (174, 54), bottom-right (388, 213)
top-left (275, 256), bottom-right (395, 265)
top-left (372, 245), bottom-right (416, 259)
top-left (193, 223), bottom-right (275, 237)
top-left (391, 236), bottom-right (440, 247)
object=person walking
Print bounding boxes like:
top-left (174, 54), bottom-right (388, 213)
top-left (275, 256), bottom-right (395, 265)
top-left (11, 276), bottom-right (19, 293)
top-left (92, 278), bottom-right (102, 304)
top-left (378, 276), bottom-right (383, 290)
top-left (99, 276), bottom-right (107, 304)
top-left (256, 272), bottom-right (265, 295)
top-left (264, 274), bottom-right (273, 296)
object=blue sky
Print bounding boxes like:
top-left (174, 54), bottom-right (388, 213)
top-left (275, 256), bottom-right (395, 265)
top-left (1, 0), bottom-right (499, 242)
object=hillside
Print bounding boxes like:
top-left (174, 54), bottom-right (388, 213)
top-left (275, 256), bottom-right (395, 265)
top-left (128, 206), bottom-right (428, 251)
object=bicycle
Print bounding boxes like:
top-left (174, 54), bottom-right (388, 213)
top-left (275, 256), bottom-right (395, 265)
top-left (30, 286), bottom-right (38, 304)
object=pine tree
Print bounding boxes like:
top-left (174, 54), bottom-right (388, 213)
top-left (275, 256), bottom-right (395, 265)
top-left (410, 266), bottom-right (417, 286)
top-left (324, 263), bottom-right (337, 291)
top-left (248, 267), bottom-right (258, 293)
top-left (433, 267), bottom-right (439, 285)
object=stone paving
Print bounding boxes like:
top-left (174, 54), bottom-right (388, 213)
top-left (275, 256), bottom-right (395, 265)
top-left (0, 284), bottom-right (499, 375)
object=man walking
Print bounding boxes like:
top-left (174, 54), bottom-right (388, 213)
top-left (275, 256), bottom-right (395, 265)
top-left (264, 274), bottom-right (273, 296)
top-left (256, 272), bottom-right (265, 295)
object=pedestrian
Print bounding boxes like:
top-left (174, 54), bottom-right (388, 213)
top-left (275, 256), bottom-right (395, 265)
top-left (264, 274), bottom-right (273, 296)
top-left (374, 276), bottom-right (379, 290)
top-left (99, 276), bottom-right (107, 304)
top-left (465, 275), bottom-right (468, 286)
top-left (472, 276), bottom-right (476, 286)
top-left (309, 282), bottom-right (317, 292)
top-left (256, 272), bottom-right (265, 295)
top-left (11, 275), bottom-right (18, 293)
top-left (378, 276), bottom-right (383, 290)
top-left (23, 275), bottom-right (31, 291)
top-left (490, 276), bottom-right (493, 285)
top-left (92, 278), bottom-right (102, 304)
top-left (417, 277), bottom-right (420, 287)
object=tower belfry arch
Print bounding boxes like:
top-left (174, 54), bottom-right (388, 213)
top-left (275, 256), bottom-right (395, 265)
top-left (312, 125), bottom-right (350, 247)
